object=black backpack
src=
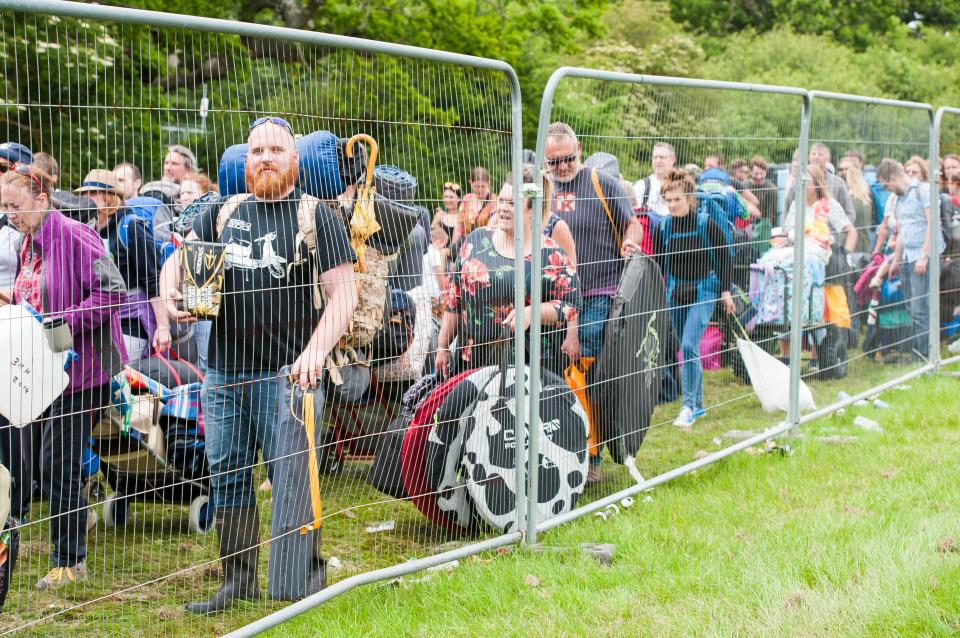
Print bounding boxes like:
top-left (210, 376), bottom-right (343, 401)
top-left (368, 375), bottom-right (438, 499)
top-left (372, 288), bottom-right (416, 363)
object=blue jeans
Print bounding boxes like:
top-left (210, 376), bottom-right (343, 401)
top-left (900, 261), bottom-right (930, 357)
top-left (195, 321), bottom-right (212, 374)
top-left (667, 275), bottom-right (719, 411)
top-left (579, 295), bottom-right (614, 359)
top-left (201, 368), bottom-right (280, 511)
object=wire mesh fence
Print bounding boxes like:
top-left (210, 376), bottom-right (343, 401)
top-left (933, 107), bottom-right (960, 368)
top-left (803, 93), bottom-right (935, 406)
top-left (528, 71), bottom-right (811, 533)
top-left (0, 2), bottom-right (524, 636)
top-left (0, 2), bottom-right (956, 637)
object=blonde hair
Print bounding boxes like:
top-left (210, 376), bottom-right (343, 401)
top-left (805, 165), bottom-right (829, 202)
top-left (904, 155), bottom-right (929, 181)
top-left (0, 164), bottom-right (54, 199)
top-left (181, 171), bottom-right (218, 194)
top-left (843, 164), bottom-right (871, 204)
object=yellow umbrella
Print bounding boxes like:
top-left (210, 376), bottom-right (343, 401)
top-left (344, 134), bottom-right (381, 272)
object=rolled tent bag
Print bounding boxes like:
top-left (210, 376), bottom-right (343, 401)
top-left (369, 165), bottom-right (421, 256)
top-left (268, 366), bottom-right (327, 602)
top-left (591, 254), bottom-right (672, 475)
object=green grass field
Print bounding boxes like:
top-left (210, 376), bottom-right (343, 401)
top-left (1, 353), bottom-right (955, 637)
top-left (269, 365), bottom-right (960, 638)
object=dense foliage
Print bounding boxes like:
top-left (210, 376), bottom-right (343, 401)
top-left (2, 0), bottom-right (958, 190)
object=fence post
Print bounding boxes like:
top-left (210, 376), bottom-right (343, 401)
top-left (526, 67), bottom-right (570, 547)
top-left (524, 178), bottom-right (544, 546)
top-left (929, 110), bottom-right (943, 373)
top-left (788, 92), bottom-right (813, 435)
top-left (508, 72), bottom-right (529, 545)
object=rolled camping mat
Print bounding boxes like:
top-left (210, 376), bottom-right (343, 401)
top-left (400, 368), bottom-right (475, 531)
top-left (461, 366), bottom-right (588, 532)
top-left (424, 366), bottom-right (499, 530)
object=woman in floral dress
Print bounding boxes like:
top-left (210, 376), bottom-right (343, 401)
top-left (436, 165), bottom-right (580, 377)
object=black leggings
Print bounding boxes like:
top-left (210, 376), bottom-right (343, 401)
top-left (14, 385), bottom-right (110, 567)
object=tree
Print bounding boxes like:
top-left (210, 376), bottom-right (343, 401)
top-left (665, 0), bottom-right (960, 50)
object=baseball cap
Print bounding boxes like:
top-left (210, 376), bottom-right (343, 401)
top-left (0, 142), bottom-right (33, 165)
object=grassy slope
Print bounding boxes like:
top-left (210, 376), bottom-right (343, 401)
top-left (271, 369), bottom-right (960, 638)
top-left (2, 354), bottom-right (954, 636)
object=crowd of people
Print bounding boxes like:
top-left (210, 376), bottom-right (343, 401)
top-left (0, 114), bottom-right (957, 610)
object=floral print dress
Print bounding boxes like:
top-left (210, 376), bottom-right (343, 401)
top-left (445, 228), bottom-right (580, 373)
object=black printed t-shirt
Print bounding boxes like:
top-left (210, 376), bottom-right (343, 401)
top-left (193, 188), bottom-right (356, 374)
top-left (551, 168), bottom-right (633, 295)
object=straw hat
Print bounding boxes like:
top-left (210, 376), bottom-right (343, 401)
top-left (75, 169), bottom-right (123, 196)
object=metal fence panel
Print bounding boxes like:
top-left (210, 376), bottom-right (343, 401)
top-left (932, 107), bottom-right (960, 370)
top-left (529, 68), bottom-right (810, 544)
top-left (0, 1), bottom-right (525, 635)
top-left (804, 91), bottom-right (935, 413)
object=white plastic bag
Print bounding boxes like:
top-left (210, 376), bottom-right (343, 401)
top-left (0, 305), bottom-right (71, 426)
top-left (736, 337), bottom-right (816, 413)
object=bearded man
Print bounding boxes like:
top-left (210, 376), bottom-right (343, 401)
top-left (159, 117), bottom-right (358, 614)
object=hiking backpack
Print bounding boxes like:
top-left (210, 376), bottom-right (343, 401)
top-left (660, 208), bottom-right (731, 281)
top-left (213, 192), bottom-right (388, 384)
top-left (119, 196), bottom-right (177, 264)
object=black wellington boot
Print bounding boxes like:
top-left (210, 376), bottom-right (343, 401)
top-left (186, 507), bottom-right (261, 614)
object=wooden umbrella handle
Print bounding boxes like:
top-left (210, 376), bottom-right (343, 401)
top-left (344, 134), bottom-right (379, 187)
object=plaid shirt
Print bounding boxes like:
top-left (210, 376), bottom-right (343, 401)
top-left (13, 235), bottom-right (43, 312)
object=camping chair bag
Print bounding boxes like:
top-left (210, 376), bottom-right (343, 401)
top-left (367, 374), bottom-right (438, 499)
top-left (592, 254), bottom-right (672, 464)
top-left (268, 367), bottom-right (326, 602)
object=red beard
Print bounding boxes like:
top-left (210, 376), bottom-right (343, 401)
top-left (246, 161), bottom-right (298, 200)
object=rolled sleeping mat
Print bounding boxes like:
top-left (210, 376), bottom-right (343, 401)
top-left (370, 165), bottom-right (421, 256)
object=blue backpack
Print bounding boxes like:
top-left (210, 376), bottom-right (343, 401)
top-left (696, 167), bottom-right (747, 228)
top-left (660, 211), bottom-right (726, 281)
top-left (117, 196), bottom-right (175, 263)
top-left (863, 167), bottom-right (889, 224)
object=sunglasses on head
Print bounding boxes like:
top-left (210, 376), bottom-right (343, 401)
top-left (249, 116), bottom-right (294, 135)
top-left (443, 181), bottom-right (461, 192)
top-left (546, 154), bottom-right (577, 168)
top-left (7, 162), bottom-right (44, 193)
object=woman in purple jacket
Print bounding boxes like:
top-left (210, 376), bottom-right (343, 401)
top-left (0, 164), bottom-right (128, 591)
